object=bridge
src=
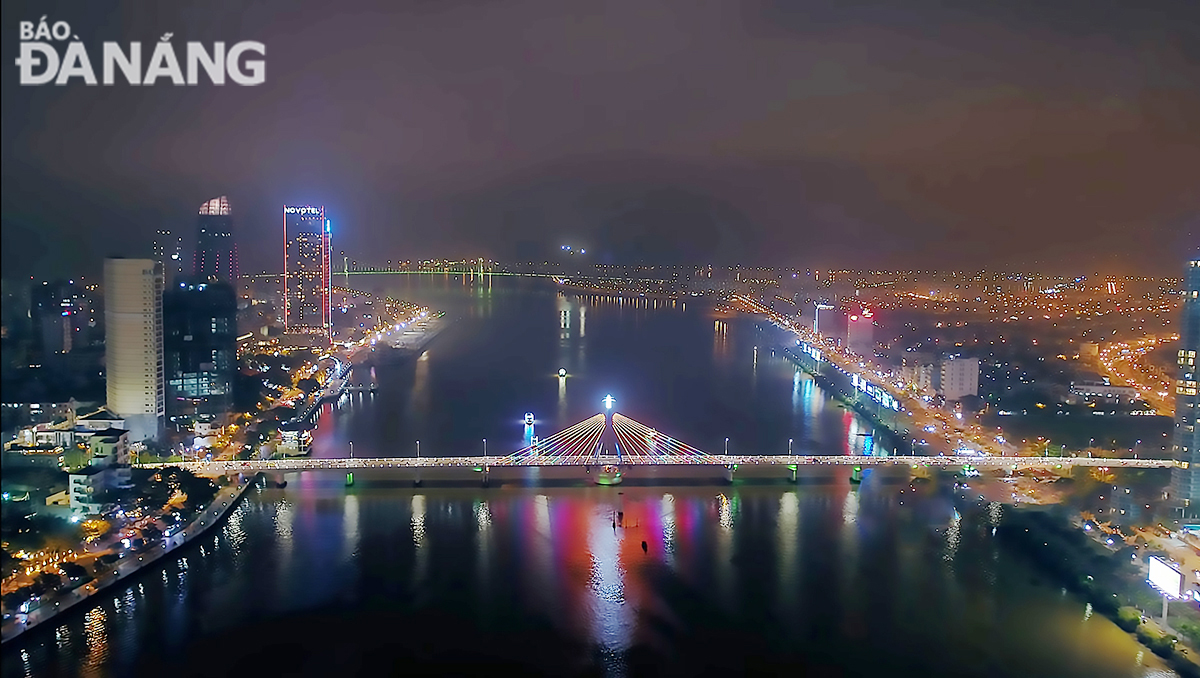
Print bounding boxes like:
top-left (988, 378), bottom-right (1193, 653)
top-left (140, 407), bottom-right (1178, 475)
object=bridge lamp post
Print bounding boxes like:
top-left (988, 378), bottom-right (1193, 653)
top-left (725, 438), bottom-right (729, 455)
top-left (789, 438), bottom-right (793, 455)
top-left (349, 441), bottom-right (354, 459)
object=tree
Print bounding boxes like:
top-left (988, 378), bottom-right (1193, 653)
top-left (2, 589), bottom-right (29, 611)
top-left (61, 562), bottom-right (87, 580)
top-left (0, 549), bottom-right (17, 578)
top-left (296, 377), bottom-right (319, 395)
top-left (35, 571), bottom-right (61, 591)
top-left (81, 518), bottom-right (111, 541)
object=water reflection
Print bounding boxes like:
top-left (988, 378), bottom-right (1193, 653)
top-left (586, 504), bottom-right (631, 653)
top-left (778, 492), bottom-right (799, 606)
top-left (3, 486), bottom-right (1180, 678)
top-left (343, 493), bottom-right (360, 560)
top-left (81, 606), bottom-right (107, 678)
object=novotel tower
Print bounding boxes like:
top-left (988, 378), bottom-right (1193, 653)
top-left (283, 205), bottom-right (332, 342)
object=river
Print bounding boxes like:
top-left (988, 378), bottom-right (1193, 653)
top-left (1, 275), bottom-right (1174, 677)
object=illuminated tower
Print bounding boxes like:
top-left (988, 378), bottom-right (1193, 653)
top-left (1170, 254), bottom-right (1200, 508)
top-left (283, 205), bottom-right (332, 342)
top-left (194, 196), bottom-right (237, 282)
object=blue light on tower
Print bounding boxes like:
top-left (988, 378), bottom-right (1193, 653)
top-left (603, 395), bottom-right (614, 410)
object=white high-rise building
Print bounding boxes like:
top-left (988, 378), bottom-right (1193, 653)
top-left (939, 356), bottom-right (980, 402)
top-left (104, 258), bottom-right (165, 442)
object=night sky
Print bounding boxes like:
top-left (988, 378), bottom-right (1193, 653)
top-left (2, 0), bottom-right (1197, 278)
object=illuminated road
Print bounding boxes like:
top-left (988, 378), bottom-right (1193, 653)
top-left (1096, 334), bottom-right (1178, 414)
top-left (731, 295), bottom-right (1028, 459)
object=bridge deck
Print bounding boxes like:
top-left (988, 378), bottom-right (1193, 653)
top-left (140, 454), bottom-right (1176, 474)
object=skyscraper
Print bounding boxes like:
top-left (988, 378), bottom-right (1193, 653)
top-left (1170, 254), bottom-right (1200, 508)
top-left (163, 278), bottom-right (237, 428)
top-left (30, 279), bottom-right (90, 360)
top-left (153, 228), bottom-right (184, 285)
top-left (283, 205), bottom-right (331, 342)
top-left (194, 196), bottom-right (237, 283)
top-left (104, 258), bottom-right (165, 443)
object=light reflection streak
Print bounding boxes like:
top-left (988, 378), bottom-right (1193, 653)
top-left (225, 506), bottom-right (247, 555)
top-left (660, 494), bottom-right (677, 568)
top-left (531, 495), bottom-right (555, 610)
top-left (475, 499), bottom-right (492, 601)
top-left (410, 346), bottom-right (430, 421)
top-left (944, 509), bottom-right (961, 563)
top-left (82, 605), bottom-right (108, 676)
top-left (412, 495), bottom-right (427, 546)
top-left (716, 494), bottom-right (734, 608)
top-left (586, 503), bottom-right (631, 652)
top-left (558, 375), bottom-right (567, 424)
top-left (344, 493), bottom-right (360, 560)
top-left (792, 370), bottom-right (801, 415)
top-left (778, 492), bottom-right (799, 604)
top-left (275, 499), bottom-right (293, 582)
top-left (412, 494), bottom-right (428, 589)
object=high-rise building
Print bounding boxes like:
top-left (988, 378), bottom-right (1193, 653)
top-left (104, 258), bottom-right (165, 442)
top-left (30, 280), bottom-right (90, 360)
top-left (283, 205), bottom-right (331, 342)
top-left (846, 308), bottom-right (876, 356)
top-left (153, 229), bottom-right (185, 285)
top-left (194, 196), bottom-right (237, 283)
top-left (1170, 255), bottom-right (1200, 507)
top-left (938, 356), bottom-right (980, 402)
top-left (163, 278), bottom-right (237, 428)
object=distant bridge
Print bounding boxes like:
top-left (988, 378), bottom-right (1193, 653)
top-left (140, 411), bottom-right (1177, 474)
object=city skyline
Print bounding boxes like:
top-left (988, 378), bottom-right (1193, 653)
top-left (2, 2), bottom-right (1199, 674)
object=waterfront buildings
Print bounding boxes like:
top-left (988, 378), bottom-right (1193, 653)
top-left (194, 196), bottom-right (237, 283)
top-left (283, 205), bottom-right (332, 343)
top-left (163, 278), bottom-right (237, 429)
top-left (1170, 255), bottom-right (1200, 506)
top-left (103, 258), bottom-right (164, 443)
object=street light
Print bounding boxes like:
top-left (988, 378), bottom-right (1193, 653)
top-left (349, 441), bottom-right (354, 459)
top-left (788, 438), bottom-right (793, 455)
top-left (725, 438), bottom-right (729, 455)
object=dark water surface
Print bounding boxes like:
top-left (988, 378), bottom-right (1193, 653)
top-left (2, 277), bottom-right (1173, 677)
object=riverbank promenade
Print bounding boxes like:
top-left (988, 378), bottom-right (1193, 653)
top-left (1, 475), bottom-right (257, 646)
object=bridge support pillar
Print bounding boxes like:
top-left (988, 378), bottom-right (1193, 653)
top-left (413, 471), bottom-right (422, 488)
top-left (724, 465), bottom-right (736, 484)
top-left (788, 465), bottom-right (798, 482)
top-left (481, 465), bottom-right (490, 488)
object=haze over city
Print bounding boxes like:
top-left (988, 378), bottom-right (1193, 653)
top-left (3, 0), bottom-right (1198, 278)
